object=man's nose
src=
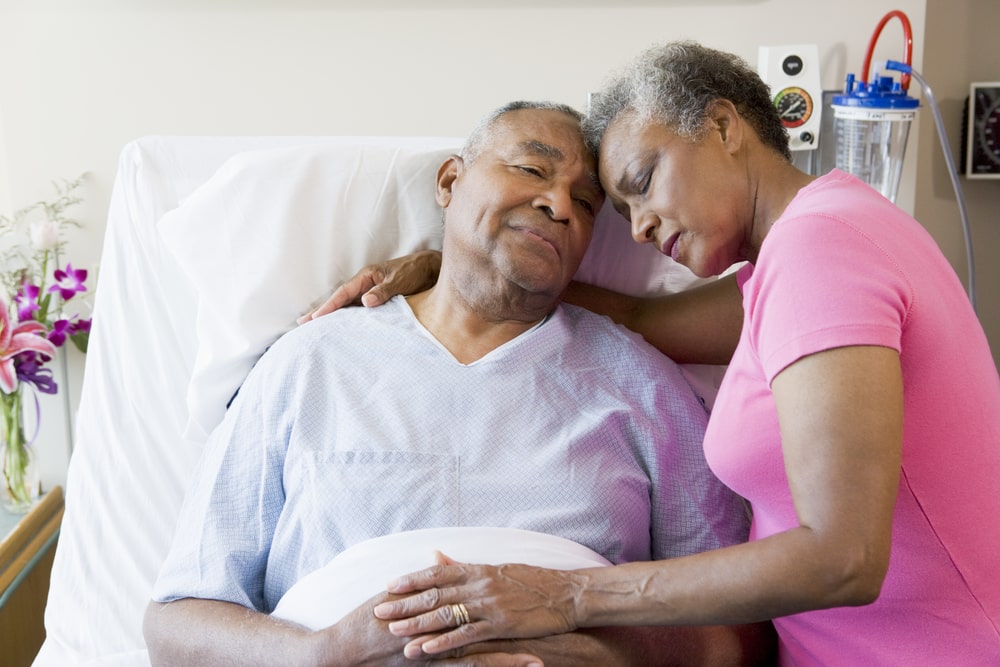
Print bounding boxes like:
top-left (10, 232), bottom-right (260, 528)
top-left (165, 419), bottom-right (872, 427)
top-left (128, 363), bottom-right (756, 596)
top-left (534, 186), bottom-right (573, 224)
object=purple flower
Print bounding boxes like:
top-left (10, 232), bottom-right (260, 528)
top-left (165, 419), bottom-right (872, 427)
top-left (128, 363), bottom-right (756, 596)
top-left (48, 263), bottom-right (88, 301)
top-left (13, 351), bottom-right (57, 395)
top-left (0, 300), bottom-right (57, 394)
top-left (14, 284), bottom-right (41, 322)
top-left (70, 318), bottom-right (91, 335)
top-left (47, 319), bottom-right (72, 347)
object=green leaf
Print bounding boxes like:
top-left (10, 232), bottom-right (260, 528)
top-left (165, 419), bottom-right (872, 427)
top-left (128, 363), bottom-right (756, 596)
top-left (70, 330), bottom-right (89, 354)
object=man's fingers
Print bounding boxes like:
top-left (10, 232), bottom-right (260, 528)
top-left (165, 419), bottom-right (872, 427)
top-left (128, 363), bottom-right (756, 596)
top-left (430, 651), bottom-right (543, 667)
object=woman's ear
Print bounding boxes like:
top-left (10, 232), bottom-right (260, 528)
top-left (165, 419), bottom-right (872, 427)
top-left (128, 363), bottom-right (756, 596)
top-left (708, 100), bottom-right (744, 154)
top-left (436, 155), bottom-right (463, 207)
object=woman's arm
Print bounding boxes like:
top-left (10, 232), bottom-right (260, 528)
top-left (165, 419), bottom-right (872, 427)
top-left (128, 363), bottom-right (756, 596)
top-left (298, 250), bottom-right (744, 366)
top-left (561, 273), bottom-right (743, 364)
top-left (374, 345), bottom-right (902, 655)
top-left (298, 250), bottom-right (443, 323)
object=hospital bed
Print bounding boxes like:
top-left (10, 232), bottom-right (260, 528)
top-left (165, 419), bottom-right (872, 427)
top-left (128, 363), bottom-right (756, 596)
top-left (34, 135), bottom-right (721, 665)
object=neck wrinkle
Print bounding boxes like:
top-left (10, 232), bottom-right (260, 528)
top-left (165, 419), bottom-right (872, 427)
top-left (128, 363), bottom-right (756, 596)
top-left (407, 277), bottom-right (554, 365)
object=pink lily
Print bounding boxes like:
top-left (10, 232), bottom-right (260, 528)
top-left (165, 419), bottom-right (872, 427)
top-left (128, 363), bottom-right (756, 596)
top-left (1, 303), bottom-right (57, 394)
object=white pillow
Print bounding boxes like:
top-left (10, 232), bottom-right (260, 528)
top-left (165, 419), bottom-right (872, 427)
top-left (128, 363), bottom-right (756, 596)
top-left (158, 139), bottom-right (717, 443)
top-left (157, 137), bottom-right (462, 441)
top-left (270, 527), bottom-right (611, 631)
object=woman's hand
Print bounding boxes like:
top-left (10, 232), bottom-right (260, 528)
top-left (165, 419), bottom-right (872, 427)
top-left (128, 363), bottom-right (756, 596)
top-left (297, 250), bottom-right (442, 323)
top-left (372, 555), bottom-right (586, 659)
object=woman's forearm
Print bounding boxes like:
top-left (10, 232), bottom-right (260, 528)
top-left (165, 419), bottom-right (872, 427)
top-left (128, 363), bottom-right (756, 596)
top-left (575, 527), bottom-right (885, 630)
top-left (561, 275), bottom-right (743, 365)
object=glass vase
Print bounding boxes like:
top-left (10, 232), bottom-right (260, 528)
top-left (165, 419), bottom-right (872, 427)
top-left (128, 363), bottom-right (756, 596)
top-left (2, 386), bottom-right (40, 514)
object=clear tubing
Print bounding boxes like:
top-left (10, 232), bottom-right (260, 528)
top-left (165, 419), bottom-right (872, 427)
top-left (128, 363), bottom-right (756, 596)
top-left (893, 65), bottom-right (978, 313)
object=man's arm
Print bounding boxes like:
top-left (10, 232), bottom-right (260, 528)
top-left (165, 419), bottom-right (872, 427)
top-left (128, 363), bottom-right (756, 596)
top-left (144, 598), bottom-right (380, 667)
top-left (144, 595), bottom-right (773, 667)
top-left (508, 624), bottom-right (775, 667)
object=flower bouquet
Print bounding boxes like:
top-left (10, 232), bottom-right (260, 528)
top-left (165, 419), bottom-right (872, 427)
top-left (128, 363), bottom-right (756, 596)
top-left (1, 176), bottom-right (90, 512)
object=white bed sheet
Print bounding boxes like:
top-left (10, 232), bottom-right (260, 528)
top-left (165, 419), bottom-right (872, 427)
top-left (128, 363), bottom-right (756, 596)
top-left (36, 135), bottom-right (721, 666)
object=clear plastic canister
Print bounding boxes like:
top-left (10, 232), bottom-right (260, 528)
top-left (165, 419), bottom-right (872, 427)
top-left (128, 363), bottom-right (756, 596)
top-left (832, 106), bottom-right (915, 203)
top-left (831, 73), bottom-right (919, 203)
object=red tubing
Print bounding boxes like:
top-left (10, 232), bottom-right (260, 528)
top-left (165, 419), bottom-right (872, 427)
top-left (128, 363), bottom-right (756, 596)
top-left (860, 10), bottom-right (913, 91)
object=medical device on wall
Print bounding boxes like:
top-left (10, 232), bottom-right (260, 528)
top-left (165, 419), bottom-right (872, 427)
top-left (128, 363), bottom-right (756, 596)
top-left (758, 44), bottom-right (823, 171)
top-left (834, 10), bottom-right (977, 313)
top-left (831, 74), bottom-right (918, 205)
top-left (964, 82), bottom-right (1000, 178)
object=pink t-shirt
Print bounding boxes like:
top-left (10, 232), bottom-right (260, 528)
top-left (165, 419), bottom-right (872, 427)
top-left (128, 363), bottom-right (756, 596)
top-left (704, 170), bottom-right (1000, 665)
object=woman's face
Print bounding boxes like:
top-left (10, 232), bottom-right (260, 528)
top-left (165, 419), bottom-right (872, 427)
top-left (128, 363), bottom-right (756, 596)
top-left (598, 114), bottom-right (751, 278)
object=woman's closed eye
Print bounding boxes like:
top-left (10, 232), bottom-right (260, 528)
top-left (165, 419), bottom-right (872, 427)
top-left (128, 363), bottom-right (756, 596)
top-left (635, 169), bottom-right (652, 196)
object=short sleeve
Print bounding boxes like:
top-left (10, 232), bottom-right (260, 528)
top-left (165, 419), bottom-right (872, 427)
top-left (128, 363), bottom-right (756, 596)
top-left (151, 348), bottom-right (291, 611)
top-left (743, 214), bottom-right (910, 383)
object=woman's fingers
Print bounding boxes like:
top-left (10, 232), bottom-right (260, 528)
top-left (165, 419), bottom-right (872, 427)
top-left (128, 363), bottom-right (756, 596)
top-left (375, 563), bottom-right (581, 657)
top-left (297, 250), bottom-right (442, 323)
top-left (386, 601), bottom-right (479, 638)
top-left (297, 272), bottom-right (379, 323)
top-left (383, 563), bottom-right (469, 597)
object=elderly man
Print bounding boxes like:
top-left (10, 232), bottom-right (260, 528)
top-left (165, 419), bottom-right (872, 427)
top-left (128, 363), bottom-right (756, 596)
top-left (143, 101), bottom-right (764, 666)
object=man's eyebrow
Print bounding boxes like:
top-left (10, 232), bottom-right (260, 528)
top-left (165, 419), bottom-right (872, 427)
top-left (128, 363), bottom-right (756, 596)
top-left (518, 140), bottom-right (602, 190)
top-left (516, 140), bottom-right (564, 161)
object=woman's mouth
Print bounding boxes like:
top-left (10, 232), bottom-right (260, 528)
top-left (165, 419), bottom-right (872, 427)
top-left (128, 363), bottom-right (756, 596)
top-left (662, 232), bottom-right (680, 262)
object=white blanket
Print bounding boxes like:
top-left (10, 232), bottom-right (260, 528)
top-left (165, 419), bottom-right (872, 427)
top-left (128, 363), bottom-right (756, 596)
top-left (271, 527), bottom-right (611, 631)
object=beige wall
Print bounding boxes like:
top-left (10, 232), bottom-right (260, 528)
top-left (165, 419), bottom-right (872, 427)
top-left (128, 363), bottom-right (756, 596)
top-left (0, 0), bottom-right (936, 488)
top-left (915, 0), bottom-right (999, 368)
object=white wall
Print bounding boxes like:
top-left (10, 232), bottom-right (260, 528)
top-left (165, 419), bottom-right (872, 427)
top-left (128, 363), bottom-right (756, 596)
top-left (0, 0), bottom-right (928, 490)
top-left (914, 0), bottom-right (1000, 369)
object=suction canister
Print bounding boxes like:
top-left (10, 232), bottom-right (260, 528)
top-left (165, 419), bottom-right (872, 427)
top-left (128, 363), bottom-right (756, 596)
top-left (832, 72), bottom-right (919, 203)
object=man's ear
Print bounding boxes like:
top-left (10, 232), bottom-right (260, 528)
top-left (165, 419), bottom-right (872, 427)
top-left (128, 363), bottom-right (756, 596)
top-left (436, 155), bottom-right (463, 207)
top-left (708, 99), bottom-right (744, 154)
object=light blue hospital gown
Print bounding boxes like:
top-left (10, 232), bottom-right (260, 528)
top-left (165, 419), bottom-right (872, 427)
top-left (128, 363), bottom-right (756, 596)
top-left (152, 296), bottom-right (749, 613)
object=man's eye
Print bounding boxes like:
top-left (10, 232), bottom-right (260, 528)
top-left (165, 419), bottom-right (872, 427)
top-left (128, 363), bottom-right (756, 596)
top-left (518, 166), bottom-right (543, 177)
top-left (575, 198), bottom-right (595, 215)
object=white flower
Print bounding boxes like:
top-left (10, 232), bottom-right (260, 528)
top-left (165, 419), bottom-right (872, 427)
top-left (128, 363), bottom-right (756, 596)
top-left (29, 218), bottom-right (61, 251)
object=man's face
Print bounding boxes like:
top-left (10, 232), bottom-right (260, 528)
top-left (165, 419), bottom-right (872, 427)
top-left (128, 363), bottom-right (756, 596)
top-left (438, 108), bottom-right (604, 302)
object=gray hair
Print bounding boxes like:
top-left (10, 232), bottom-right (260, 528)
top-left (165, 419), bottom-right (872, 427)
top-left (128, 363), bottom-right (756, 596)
top-left (583, 41), bottom-right (792, 162)
top-left (461, 100), bottom-right (586, 164)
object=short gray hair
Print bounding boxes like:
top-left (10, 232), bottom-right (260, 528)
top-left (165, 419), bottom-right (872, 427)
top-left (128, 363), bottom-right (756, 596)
top-left (583, 41), bottom-right (791, 162)
top-left (461, 100), bottom-right (586, 164)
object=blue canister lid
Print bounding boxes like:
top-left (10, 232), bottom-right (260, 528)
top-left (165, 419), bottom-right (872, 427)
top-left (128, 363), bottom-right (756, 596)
top-left (832, 73), bottom-right (920, 109)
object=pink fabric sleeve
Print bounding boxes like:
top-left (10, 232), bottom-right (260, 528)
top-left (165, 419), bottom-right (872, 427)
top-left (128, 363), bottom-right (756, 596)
top-left (742, 215), bottom-right (908, 384)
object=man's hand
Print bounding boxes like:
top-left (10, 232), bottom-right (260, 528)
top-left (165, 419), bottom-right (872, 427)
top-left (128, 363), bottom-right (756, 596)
top-left (144, 592), bottom-right (546, 667)
top-left (297, 250), bottom-right (442, 324)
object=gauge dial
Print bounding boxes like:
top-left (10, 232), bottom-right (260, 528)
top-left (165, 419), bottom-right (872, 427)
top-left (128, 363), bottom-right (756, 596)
top-left (968, 84), bottom-right (1000, 176)
top-left (773, 86), bottom-right (814, 129)
top-left (975, 93), bottom-right (1000, 167)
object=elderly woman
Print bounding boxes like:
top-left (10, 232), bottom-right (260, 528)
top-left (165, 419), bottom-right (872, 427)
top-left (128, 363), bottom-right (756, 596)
top-left (307, 42), bottom-right (1000, 665)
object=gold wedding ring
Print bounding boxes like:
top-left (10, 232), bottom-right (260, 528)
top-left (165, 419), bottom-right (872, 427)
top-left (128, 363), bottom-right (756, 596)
top-left (451, 602), bottom-right (471, 627)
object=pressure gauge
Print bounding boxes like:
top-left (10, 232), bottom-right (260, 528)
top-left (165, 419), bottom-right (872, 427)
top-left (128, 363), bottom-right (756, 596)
top-left (966, 82), bottom-right (1000, 178)
top-left (774, 86), bottom-right (814, 129)
top-left (758, 45), bottom-right (823, 152)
